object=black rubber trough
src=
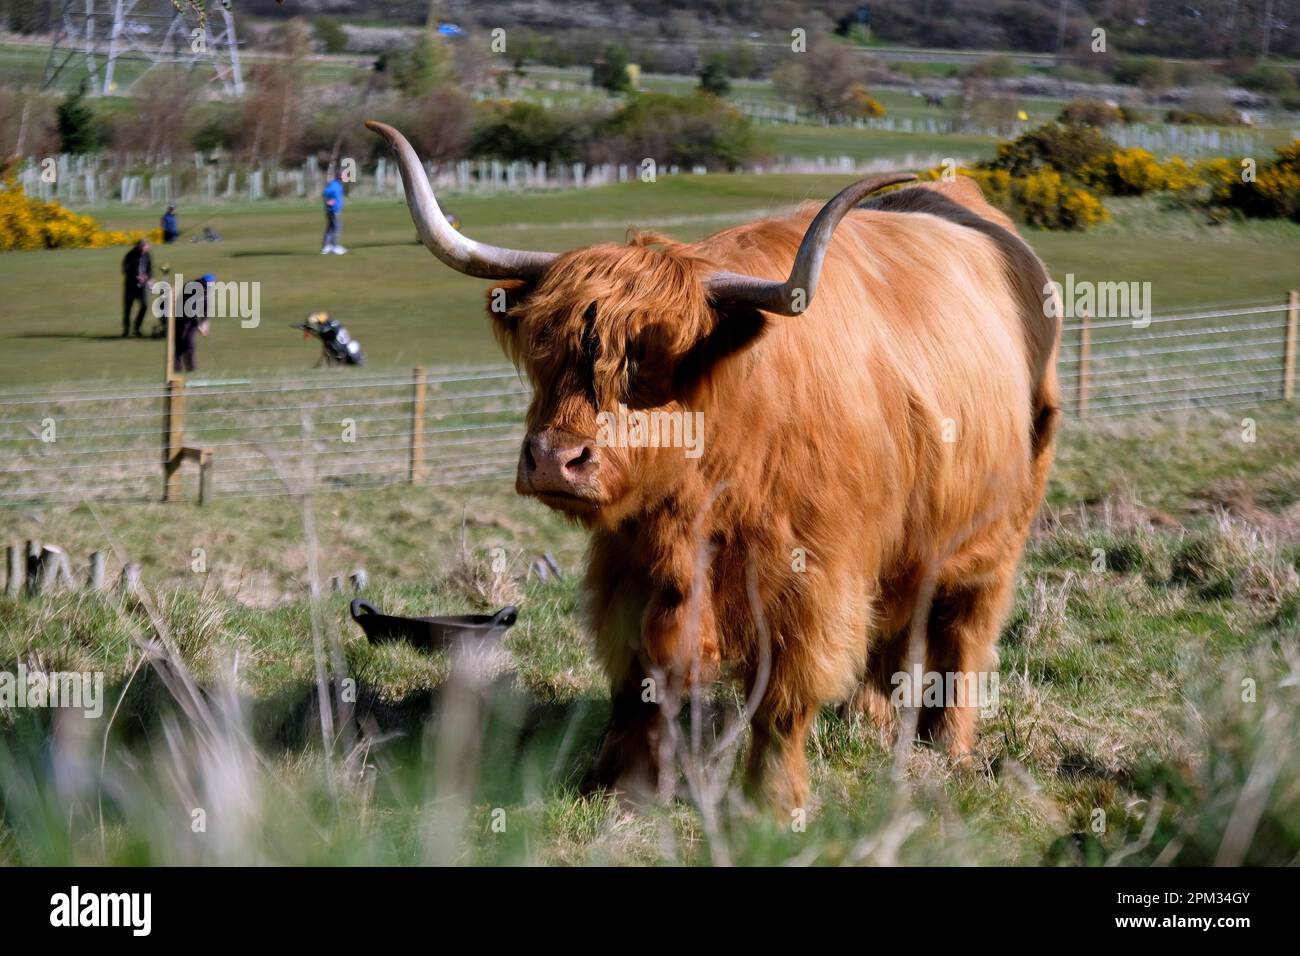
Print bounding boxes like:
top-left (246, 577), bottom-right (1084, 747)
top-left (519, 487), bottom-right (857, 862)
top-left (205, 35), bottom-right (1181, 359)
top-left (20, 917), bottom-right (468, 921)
top-left (350, 599), bottom-right (518, 652)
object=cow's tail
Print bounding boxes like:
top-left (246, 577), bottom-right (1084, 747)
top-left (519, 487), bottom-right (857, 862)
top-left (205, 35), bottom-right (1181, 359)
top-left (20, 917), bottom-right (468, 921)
top-left (990, 230), bottom-right (1061, 464)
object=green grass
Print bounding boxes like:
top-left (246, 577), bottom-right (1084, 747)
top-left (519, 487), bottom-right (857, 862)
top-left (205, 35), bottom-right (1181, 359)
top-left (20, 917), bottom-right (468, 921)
top-left (760, 124), bottom-right (999, 163)
top-left (3, 175), bottom-right (1299, 388)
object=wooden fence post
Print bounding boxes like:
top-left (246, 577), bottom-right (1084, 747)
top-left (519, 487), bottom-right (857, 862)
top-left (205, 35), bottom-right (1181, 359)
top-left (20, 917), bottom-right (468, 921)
top-left (121, 562), bottom-right (142, 594)
top-left (5, 545), bottom-right (21, 596)
top-left (1076, 309), bottom-right (1091, 419)
top-left (88, 550), bottom-right (107, 590)
top-left (37, 545), bottom-right (74, 593)
top-left (198, 448), bottom-right (214, 505)
top-left (162, 378), bottom-right (185, 502)
top-left (409, 366), bottom-right (427, 484)
top-left (1284, 289), bottom-right (1298, 401)
top-left (165, 271), bottom-right (180, 383)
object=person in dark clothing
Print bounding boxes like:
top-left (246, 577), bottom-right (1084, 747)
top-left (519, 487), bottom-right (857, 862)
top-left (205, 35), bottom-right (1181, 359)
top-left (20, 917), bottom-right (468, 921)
top-left (161, 204), bottom-right (179, 243)
top-left (121, 239), bottom-right (152, 337)
top-left (173, 273), bottom-right (214, 373)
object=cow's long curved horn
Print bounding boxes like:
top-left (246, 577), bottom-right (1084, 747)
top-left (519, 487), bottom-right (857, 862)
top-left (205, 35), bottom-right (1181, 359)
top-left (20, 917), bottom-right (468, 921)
top-left (365, 120), bottom-right (557, 281)
top-left (705, 172), bottom-right (918, 315)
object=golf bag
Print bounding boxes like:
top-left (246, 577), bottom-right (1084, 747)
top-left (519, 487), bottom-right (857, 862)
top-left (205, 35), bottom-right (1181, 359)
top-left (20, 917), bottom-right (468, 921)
top-left (293, 313), bottom-right (365, 367)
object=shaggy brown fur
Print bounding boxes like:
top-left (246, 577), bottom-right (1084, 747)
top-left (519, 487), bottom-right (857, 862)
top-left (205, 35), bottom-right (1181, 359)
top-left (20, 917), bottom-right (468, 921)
top-left (487, 177), bottom-right (1060, 810)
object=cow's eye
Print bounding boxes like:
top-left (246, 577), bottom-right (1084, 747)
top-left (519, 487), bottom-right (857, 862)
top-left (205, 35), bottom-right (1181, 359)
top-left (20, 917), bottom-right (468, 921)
top-left (581, 303), bottom-right (599, 364)
top-left (620, 324), bottom-right (674, 409)
top-left (581, 303), bottom-right (599, 403)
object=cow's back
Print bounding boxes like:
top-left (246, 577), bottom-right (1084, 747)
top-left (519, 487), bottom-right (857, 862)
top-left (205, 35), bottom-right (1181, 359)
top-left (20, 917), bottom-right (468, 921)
top-left (696, 183), bottom-right (1051, 568)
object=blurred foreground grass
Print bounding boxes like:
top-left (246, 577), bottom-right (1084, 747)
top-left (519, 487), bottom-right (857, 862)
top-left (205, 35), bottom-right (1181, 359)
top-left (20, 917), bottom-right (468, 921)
top-left (0, 403), bottom-right (1297, 864)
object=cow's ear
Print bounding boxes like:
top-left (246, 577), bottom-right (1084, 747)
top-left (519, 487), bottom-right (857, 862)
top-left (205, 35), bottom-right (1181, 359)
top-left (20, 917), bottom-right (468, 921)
top-left (484, 280), bottom-right (532, 345)
top-left (622, 303), bottom-right (767, 409)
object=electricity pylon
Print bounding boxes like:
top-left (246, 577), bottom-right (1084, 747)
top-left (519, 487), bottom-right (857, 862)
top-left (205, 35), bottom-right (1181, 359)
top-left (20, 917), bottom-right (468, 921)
top-left (43, 0), bottom-right (244, 97)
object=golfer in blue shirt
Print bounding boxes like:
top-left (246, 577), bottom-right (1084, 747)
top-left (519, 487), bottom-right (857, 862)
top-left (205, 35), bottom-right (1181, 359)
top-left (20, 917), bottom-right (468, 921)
top-left (322, 177), bottom-right (347, 255)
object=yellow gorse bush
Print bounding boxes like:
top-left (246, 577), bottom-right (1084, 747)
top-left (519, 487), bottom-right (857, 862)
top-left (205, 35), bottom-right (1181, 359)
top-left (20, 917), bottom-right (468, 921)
top-left (928, 136), bottom-right (1300, 229)
top-left (922, 165), bottom-right (1108, 231)
top-left (1080, 147), bottom-right (1203, 195)
top-left (1254, 166), bottom-right (1300, 219)
top-left (847, 84), bottom-right (886, 119)
top-left (1110, 147), bottom-right (1165, 193)
top-left (1191, 142), bottom-right (1300, 219)
top-left (1059, 184), bottom-right (1109, 227)
top-left (0, 176), bottom-right (156, 252)
top-left (1195, 156), bottom-right (1242, 203)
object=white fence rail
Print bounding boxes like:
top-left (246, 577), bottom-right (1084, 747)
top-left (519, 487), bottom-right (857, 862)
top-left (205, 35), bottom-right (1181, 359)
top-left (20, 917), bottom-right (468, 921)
top-left (13, 153), bottom-right (734, 207)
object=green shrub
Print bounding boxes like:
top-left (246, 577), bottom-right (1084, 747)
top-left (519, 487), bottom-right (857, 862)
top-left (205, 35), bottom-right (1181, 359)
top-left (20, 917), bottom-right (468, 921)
top-left (986, 121), bottom-right (1114, 179)
top-left (380, 33), bottom-right (453, 98)
top-left (313, 18), bottom-right (347, 55)
top-left (1232, 62), bottom-right (1298, 95)
top-left (698, 59), bottom-right (731, 97)
top-left (1058, 99), bottom-right (1123, 128)
top-left (471, 100), bottom-right (583, 166)
top-left (592, 46), bottom-right (631, 94)
top-left (1111, 55), bottom-right (1174, 90)
top-left (963, 54), bottom-right (1018, 81)
top-left (469, 93), bottom-right (758, 170)
top-left (594, 92), bottom-right (756, 170)
top-left (1165, 107), bottom-right (1243, 126)
top-left (55, 87), bottom-right (105, 155)
top-left (191, 114), bottom-right (235, 153)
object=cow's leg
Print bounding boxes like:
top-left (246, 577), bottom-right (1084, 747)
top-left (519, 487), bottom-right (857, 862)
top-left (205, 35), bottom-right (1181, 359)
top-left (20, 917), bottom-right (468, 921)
top-left (586, 662), bottom-right (661, 798)
top-left (917, 565), bottom-right (1017, 761)
top-left (844, 625), bottom-right (906, 732)
top-left (746, 698), bottom-right (817, 815)
top-left (843, 577), bottom-right (915, 731)
top-left (748, 574), bottom-right (868, 812)
top-left (585, 559), bottom-right (719, 800)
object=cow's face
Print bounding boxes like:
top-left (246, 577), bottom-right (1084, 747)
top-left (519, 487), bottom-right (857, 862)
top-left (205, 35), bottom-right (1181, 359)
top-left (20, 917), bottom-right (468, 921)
top-left (486, 236), bottom-right (766, 524)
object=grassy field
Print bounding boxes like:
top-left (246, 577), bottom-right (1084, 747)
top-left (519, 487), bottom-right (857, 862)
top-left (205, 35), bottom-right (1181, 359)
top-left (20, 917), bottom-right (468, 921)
top-left (2, 176), bottom-right (1298, 388)
top-left (2, 164), bottom-right (1299, 865)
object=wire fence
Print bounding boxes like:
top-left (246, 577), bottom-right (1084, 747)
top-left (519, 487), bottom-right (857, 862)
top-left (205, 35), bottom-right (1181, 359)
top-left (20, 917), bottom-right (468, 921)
top-left (1057, 294), bottom-right (1297, 418)
top-left (0, 365), bottom-right (527, 509)
top-left (0, 294), bottom-right (1295, 509)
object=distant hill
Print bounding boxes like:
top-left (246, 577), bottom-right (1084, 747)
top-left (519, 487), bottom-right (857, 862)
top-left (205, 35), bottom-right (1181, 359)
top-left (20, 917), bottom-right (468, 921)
top-left (4, 0), bottom-right (1296, 60)
top-left (241, 0), bottom-right (1298, 60)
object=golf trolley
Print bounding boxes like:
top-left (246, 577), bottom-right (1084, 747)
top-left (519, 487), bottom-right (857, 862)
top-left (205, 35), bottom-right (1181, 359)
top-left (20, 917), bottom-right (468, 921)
top-left (293, 312), bottom-right (365, 367)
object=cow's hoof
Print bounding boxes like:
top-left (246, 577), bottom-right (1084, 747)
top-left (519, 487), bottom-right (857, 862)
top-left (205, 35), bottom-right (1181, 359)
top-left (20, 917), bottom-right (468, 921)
top-left (580, 757), bottom-right (658, 806)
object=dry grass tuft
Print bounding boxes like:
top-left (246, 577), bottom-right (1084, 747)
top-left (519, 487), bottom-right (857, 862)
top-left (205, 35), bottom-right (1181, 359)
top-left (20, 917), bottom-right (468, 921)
top-left (443, 531), bottom-right (525, 610)
top-left (1171, 511), bottom-right (1299, 610)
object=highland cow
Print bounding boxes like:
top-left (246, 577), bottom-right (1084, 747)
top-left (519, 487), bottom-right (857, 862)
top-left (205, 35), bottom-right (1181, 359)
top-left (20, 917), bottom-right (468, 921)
top-left (369, 121), bottom-right (1061, 810)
